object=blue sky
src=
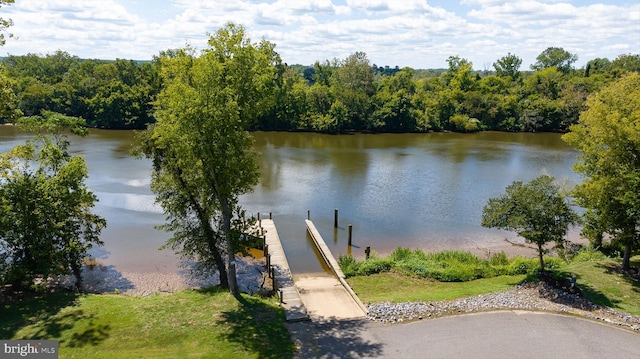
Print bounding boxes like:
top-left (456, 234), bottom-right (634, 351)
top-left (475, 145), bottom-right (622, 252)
top-left (2, 0), bottom-right (638, 69)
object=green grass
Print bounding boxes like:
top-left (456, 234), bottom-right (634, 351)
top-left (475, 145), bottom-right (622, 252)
top-left (346, 250), bottom-right (640, 319)
top-left (0, 288), bottom-right (295, 359)
top-left (339, 248), bottom-right (561, 282)
top-left (564, 257), bottom-right (640, 316)
top-left (347, 271), bottom-right (527, 303)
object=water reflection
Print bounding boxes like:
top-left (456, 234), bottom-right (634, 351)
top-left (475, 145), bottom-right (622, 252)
top-left (245, 131), bottom-right (580, 273)
top-left (1, 127), bottom-right (580, 274)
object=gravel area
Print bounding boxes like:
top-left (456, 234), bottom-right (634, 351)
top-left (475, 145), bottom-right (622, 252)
top-left (367, 281), bottom-right (640, 331)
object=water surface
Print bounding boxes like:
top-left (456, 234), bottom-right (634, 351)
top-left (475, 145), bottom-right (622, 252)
top-left (0, 127), bottom-right (581, 274)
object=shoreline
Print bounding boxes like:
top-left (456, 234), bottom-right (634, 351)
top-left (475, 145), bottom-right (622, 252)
top-left (55, 256), bottom-right (268, 297)
top-left (65, 237), bottom-right (586, 297)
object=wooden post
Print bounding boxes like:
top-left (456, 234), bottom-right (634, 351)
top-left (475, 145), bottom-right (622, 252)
top-left (266, 254), bottom-right (271, 270)
top-left (307, 210), bottom-right (310, 220)
top-left (348, 224), bottom-right (353, 246)
top-left (269, 212), bottom-right (272, 220)
top-left (263, 244), bottom-right (269, 258)
top-left (334, 208), bottom-right (339, 228)
top-left (365, 246), bottom-right (371, 260)
top-left (278, 289), bottom-right (283, 303)
top-left (270, 265), bottom-right (275, 279)
top-left (257, 212), bottom-right (261, 221)
top-left (262, 235), bottom-right (266, 250)
top-left (272, 277), bottom-right (278, 292)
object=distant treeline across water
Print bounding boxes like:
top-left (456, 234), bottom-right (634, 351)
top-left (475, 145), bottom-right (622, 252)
top-left (1, 49), bottom-right (638, 133)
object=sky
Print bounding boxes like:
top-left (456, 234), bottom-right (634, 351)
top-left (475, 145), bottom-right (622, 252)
top-left (1, 0), bottom-right (638, 69)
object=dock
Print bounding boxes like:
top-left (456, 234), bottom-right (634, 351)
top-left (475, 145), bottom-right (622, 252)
top-left (259, 217), bottom-right (367, 321)
top-left (260, 218), bottom-right (309, 322)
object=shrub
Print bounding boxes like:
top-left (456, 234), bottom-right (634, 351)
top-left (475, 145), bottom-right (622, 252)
top-left (357, 258), bottom-right (393, 276)
top-left (506, 257), bottom-right (539, 275)
top-left (338, 255), bottom-right (360, 277)
top-left (425, 250), bottom-right (483, 265)
top-left (389, 247), bottom-right (414, 261)
top-left (489, 251), bottom-right (509, 266)
top-left (339, 247), bottom-right (568, 281)
top-left (571, 246), bottom-right (607, 262)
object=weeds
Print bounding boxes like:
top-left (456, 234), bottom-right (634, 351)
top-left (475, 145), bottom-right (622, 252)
top-left (339, 248), bottom-right (564, 282)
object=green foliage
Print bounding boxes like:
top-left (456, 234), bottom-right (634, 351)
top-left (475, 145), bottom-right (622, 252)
top-left (481, 175), bottom-right (578, 271)
top-left (571, 246), bottom-right (608, 263)
top-left (2, 52), bottom-right (158, 129)
top-left (531, 47), bottom-right (578, 73)
top-left (1, 40), bottom-right (637, 133)
top-left (0, 1), bottom-right (13, 46)
top-left (134, 23), bottom-right (277, 294)
top-left (339, 248), bottom-right (554, 282)
top-left (0, 113), bottom-right (105, 289)
top-left (563, 73), bottom-right (640, 270)
top-left (489, 251), bottom-right (509, 266)
top-left (493, 53), bottom-right (522, 81)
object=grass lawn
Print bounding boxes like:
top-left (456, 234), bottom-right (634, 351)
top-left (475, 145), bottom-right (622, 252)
top-left (564, 257), bottom-right (640, 316)
top-left (1, 287), bottom-right (295, 359)
top-left (347, 271), bottom-right (527, 303)
top-left (347, 256), bottom-right (640, 318)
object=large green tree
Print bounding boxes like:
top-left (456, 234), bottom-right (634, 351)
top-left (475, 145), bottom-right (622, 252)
top-left (493, 53), bottom-right (523, 81)
top-left (0, 112), bottom-right (105, 289)
top-left (531, 47), bottom-right (578, 74)
top-left (481, 175), bottom-right (578, 271)
top-left (135, 23), bottom-right (277, 295)
top-left (562, 73), bottom-right (640, 270)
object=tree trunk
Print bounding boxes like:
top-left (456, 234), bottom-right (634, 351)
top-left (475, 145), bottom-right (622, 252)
top-left (211, 241), bottom-right (229, 289)
top-left (537, 243), bottom-right (545, 272)
top-left (222, 198), bottom-right (239, 296)
top-left (72, 262), bottom-right (83, 291)
top-left (622, 243), bottom-right (632, 271)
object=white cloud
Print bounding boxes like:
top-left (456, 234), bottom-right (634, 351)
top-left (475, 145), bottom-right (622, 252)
top-left (1, 0), bottom-right (637, 69)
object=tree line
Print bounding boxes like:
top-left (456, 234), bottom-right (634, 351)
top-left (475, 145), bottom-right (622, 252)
top-left (1, 47), bottom-right (638, 133)
top-left (1, 21), bottom-right (639, 295)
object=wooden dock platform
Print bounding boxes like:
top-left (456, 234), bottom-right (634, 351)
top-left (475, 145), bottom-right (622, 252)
top-left (260, 218), bottom-right (309, 322)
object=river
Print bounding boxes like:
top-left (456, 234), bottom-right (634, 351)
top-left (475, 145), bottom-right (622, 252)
top-left (0, 127), bottom-right (581, 274)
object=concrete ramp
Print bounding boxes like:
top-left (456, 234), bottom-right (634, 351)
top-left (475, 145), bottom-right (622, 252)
top-left (303, 220), bottom-right (368, 320)
top-left (295, 274), bottom-right (367, 320)
top-left (258, 217), bottom-right (366, 321)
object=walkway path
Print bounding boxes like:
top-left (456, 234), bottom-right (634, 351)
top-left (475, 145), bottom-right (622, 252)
top-left (260, 218), bottom-right (309, 322)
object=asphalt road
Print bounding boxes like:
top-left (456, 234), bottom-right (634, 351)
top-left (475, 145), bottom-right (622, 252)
top-left (287, 311), bottom-right (640, 358)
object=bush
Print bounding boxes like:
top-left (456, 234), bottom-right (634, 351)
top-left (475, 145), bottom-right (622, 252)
top-left (389, 247), bottom-right (414, 261)
top-left (358, 258), bottom-right (393, 276)
top-left (338, 247), bottom-right (568, 281)
top-left (489, 251), bottom-right (509, 266)
top-left (506, 257), bottom-right (539, 275)
top-left (572, 246), bottom-right (607, 262)
top-left (338, 255), bottom-right (392, 277)
top-left (425, 250), bottom-right (483, 265)
top-left (338, 255), bottom-right (360, 277)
